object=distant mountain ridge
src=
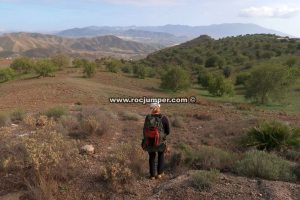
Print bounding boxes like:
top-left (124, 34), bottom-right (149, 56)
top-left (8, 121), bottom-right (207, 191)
top-left (57, 23), bottom-right (289, 46)
top-left (0, 32), bottom-right (158, 59)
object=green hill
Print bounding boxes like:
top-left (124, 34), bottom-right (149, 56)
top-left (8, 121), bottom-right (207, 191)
top-left (140, 34), bottom-right (300, 70)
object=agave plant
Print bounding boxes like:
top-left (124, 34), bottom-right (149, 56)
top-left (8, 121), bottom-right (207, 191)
top-left (242, 121), bottom-right (300, 151)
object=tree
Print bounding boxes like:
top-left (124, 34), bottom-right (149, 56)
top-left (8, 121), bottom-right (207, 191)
top-left (0, 68), bottom-right (15, 83)
top-left (10, 57), bottom-right (34, 74)
top-left (223, 66), bottom-right (232, 78)
top-left (205, 55), bottom-right (219, 68)
top-left (235, 72), bottom-right (250, 86)
top-left (83, 61), bottom-right (96, 78)
top-left (134, 65), bottom-right (147, 79)
top-left (245, 65), bottom-right (297, 104)
top-left (198, 69), bottom-right (212, 88)
top-left (208, 74), bottom-right (235, 97)
top-left (160, 66), bottom-right (190, 91)
top-left (50, 54), bottom-right (70, 70)
top-left (73, 58), bottom-right (88, 68)
top-left (34, 59), bottom-right (57, 77)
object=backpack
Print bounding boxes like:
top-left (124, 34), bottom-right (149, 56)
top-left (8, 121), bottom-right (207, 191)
top-left (144, 114), bottom-right (165, 148)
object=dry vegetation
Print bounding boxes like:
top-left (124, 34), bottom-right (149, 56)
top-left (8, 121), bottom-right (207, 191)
top-left (0, 68), bottom-right (299, 200)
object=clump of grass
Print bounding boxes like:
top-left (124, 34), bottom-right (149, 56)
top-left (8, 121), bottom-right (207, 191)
top-left (178, 144), bottom-right (236, 172)
top-left (235, 150), bottom-right (296, 181)
top-left (119, 111), bottom-right (142, 121)
top-left (172, 116), bottom-right (185, 128)
top-left (10, 108), bottom-right (26, 122)
top-left (241, 121), bottom-right (300, 151)
top-left (45, 106), bottom-right (67, 120)
top-left (0, 112), bottom-right (10, 127)
top-left (191, 169), bottom-right (219, 191)
top-left (193, 114), bottom-right (212, 121)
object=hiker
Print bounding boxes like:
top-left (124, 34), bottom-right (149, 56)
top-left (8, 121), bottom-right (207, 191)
top-left (141, 102), bottom-right (170, 180)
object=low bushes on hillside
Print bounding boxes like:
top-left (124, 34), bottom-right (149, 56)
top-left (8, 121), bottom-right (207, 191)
top-left (10, 108), bottom-right (26, 122)
top-left (235, 150), bottom-right (296, 181)
top-left (191, 169), bottom-right (219, 192)
top-left (10, 56), bottom-right (35, 74)
top-left (83, 61), bottom-right (96, 78)
top-left (208, 74), bottom-right (235, 97)
top-left (119, 111), bottom-right (142, 121)
top-left (241, 121), bottom-right (300, 151)
top-left (178, 144), bottom-right (236, 172)
top-left (45, 106), bottom-right (67, 120)
top-left (172, 116), bottom-right (185, 128)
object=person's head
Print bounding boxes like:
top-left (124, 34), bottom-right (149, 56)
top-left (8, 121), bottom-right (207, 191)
top-left (150, 102), bottom-right (161, 114)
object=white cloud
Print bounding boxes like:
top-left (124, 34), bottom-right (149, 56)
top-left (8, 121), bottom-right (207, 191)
top-left (240, 5), bottom-right (300, 18)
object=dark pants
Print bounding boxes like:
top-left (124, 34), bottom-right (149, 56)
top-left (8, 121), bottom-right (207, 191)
top-left (148, 151), bottom-right (164, 177)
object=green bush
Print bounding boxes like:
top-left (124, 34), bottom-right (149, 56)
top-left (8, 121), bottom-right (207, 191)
top-left (0, 68), bottom-right (15, 83)
top-left (241, 121), bottom-right (300, 151)
top-left (10, 57), bottom-right (34, 74)
top-left (121, 65), bottom-right (132, 74)
top-left (198, 70), bottom-right (212, 88)
top-left (245, 65), bottom-right (297, 104)
top-left (178, 144), bottom-right (235, 172)
top-left (191, 169), bottom-right (219, 191)
top-left (235, 72), bottom-right (250, 85)
top-left (235, 150), bottom-right (296, 181)
top-left (83, 61), bottom-right (96, 78)
top-left (10, 108), bottom-right (26, 122)
top-left (132, 65), bottom-right (147, 79)
top-left (45, 106), bottom-right (66, 120)
top-left (208, 74), bottom-right (235, 97)
top-left (34, 59), bottom-right (57, 77)
top-left (160, 66), bottom-right (190, 91)
top-left (0, 112), bottom-right (10, 127)
top-left (50, 54), bottom-right (70, 70)
top-left (72, 58), bottom-right (88, 68)
top-left (223, 66), bottom-right (232, 78)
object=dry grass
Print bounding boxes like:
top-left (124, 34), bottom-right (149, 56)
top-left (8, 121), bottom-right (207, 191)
top-left (0, 112), bottom-right (10, 127)
top-left (119, 111), bottom-right (142, 121)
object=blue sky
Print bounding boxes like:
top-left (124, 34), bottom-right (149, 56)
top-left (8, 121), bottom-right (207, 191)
top-left (1, 0), bottom-right (300, 36)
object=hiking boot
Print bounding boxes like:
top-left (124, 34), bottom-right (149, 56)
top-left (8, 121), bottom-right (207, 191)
top-left (156, 173), bottom-right (164, 179)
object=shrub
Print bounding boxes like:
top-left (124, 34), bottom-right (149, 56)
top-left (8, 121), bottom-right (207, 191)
top-left (0, 112), bottom-right (10, 127)
top-left (10, 108), bottom-right (26, 122)
top-left (119, 111), bottom-right (142, 121)
top-left (205, 55), bottom-right (220, 68)
top-left (241, 121), bottom-right (300, 151)
top-left (191, 169), bottom-right (219, 191)
top-left (121, 65), bottom-right (132, 74)
top-left (45, 106), bottom-right (66, 120)
top-left (193, 114), bottom-right (212, 121)
top-left (133, 65), bottom-right (146, 79)
top-left (0, 68), bottom-right (15, 83)
top-left (50, 54), bottom-right (70, 70)
top-left (172, 116), bottom-right (185, 128)
top-left (34, 59), bottom-right (57, 77)
top-left (208, 74), bottom-right (235, 97)
top-left (223, 66), bottom-right (232, 78)
top-left (72, 58), bottom-right (88, 68)
top-left (245, 65), bottom-right (297, 104)
top-left (235, 72), bottom-right (250, 86)
top-left (178, 144), bottom-right (235, 172)
top-left (146, 67), bottom-right (156, 78)
top-left (10, 57), bottom-right (34, 74)
top-left (83, 61), bottom-right (96, 78)
top-left (198, 70), bottom-right (212, 88)
top-left (160, 66), bottom-right (190, 91)
top-left (235, 150), bottom-right (296, 181)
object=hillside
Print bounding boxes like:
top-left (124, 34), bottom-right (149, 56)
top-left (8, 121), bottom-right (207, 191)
top-left (0, 69), bottom-right (299, 199)
top-left (141, 34), bottom-right (300, 69)
top-left (0, 33), bottom-right (158, 59)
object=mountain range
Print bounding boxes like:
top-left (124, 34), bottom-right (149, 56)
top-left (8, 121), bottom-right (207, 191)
top-left (57, 23), bottom-right (289, 46)
top-left (0, 32), bottom-right (158, 59)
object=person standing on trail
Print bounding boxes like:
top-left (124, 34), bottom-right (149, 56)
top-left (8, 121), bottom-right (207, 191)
top-left (142, 102), bottom-right (170, 180)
